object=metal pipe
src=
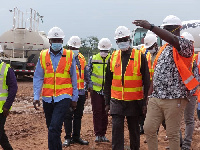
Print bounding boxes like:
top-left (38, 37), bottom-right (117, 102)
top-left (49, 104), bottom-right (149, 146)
top-left (30, 8), bottom-right (32, 30)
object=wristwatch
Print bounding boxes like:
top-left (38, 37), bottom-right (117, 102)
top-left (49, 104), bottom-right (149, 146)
top-left (149, 24), bottom-right (155, 31)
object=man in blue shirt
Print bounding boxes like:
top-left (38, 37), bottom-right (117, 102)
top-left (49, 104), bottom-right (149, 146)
top-left (33, 27), bottom-right (78, 150)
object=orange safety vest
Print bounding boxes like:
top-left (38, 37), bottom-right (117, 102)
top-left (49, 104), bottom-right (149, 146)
top-left (153, 43), bottom-right (199, 91)
top-left (110, 49), bottom-right (143, 101)
top-left (193, 53), bottom-right (200, 99)
top-left (140, 46), bottom-right (153, 80)
top-left (76, 53), bottom-right (86, 90)
top-left (40, 49), bottom-right (73, 97)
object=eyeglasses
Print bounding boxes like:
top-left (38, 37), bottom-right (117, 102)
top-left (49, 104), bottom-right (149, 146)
top-left (116, 37), bottom-right (130, 43)
top-left (163, 25), bottom-right (180, 33)
top-left (69, 46), bottom-right (79, 50)
top-left (100, 50), bottom-right (109, 53)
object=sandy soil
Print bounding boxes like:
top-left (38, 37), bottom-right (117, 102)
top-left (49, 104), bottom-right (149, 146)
top-left (3, 79), bottom-right (200, 150)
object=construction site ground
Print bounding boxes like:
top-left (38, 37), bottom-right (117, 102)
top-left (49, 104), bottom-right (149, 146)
top-left (4, 79), bottom-right (200, 150)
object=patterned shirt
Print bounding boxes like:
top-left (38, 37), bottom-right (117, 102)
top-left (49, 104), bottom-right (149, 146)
top-left (152, 37), bottom-right (193, 99)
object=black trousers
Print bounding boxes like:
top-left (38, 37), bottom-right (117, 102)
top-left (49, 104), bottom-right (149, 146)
top-left (91, 91), bottom-right (108, 136)
top-left (112, 114), bottom-right (140, 150)
top-left (64, 95), bottom-right (86, 139)
top-left (0, 113), bottom-right (13, 150)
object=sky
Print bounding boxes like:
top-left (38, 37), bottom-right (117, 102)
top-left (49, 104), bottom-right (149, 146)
top-left (0, 0), bottom-right (199, 49)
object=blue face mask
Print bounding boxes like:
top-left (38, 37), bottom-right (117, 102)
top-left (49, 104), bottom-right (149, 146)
top-left (118, 41), bottom-right (130, 51)
top-left (73, 50), bottom-right (79, 57)
top-left (51, 43), bottom-right (63, 51)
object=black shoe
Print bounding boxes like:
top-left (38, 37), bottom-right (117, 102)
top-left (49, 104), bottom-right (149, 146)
top-left (72, 138), bottom-right (89, 145)
top-left (95, 136), bottom-right (101, 142)
top-left (101, 136), bottom-right (110, 142)
top-left (62, 139), bottom-right (71, 147)
top-left (140, 129), bottom-right (144, 135)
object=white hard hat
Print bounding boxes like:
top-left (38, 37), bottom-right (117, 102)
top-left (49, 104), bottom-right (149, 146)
top-left (161, 15), bottom-right (182, 27)
top-left (146, 30), bottom-right (155, 35)
top-left (181, 32), bottom-right (195, 42)
top-left (47, 27), bottom-right (65, 39)
top-left (144, 34), bottom-right (157, 48)
top-left (114, 26), bottom-right (131, 39)
top-left (98, 38), bottom-right (112, 50)
top-left (68, 36), bottom-right (81, 48)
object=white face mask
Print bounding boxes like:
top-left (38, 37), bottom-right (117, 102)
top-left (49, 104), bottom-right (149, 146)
top-left (100, 51), bottom-right (108, 58)
top-left (149, 48), bottom-right (157, 54)
top-left (73, 50), bottom-right (79, 57)
top-left (118, 41), bottom-right (130, 51)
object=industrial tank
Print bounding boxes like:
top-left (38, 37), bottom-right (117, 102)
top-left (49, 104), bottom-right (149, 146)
top-left (181, 20), bottom-right (200, 52)
top-left (0, 28), bottom-right (49, 65)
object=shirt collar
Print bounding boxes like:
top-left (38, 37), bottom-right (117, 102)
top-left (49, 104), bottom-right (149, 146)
top-left (48, 47), bottom-right (63, 55)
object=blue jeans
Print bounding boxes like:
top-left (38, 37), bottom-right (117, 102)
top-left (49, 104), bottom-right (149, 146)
top-left (43, 98), bottom-right (71, 150)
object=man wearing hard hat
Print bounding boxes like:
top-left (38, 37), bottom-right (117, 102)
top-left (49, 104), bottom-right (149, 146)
top-left (33, 27), bottom-right (78, 150)
top-left (140, 32), bottom-right (158, 80)
top-left (139, 33), bottom-right (158, 135)
top-left (88, 38), bottom-right (111, 142)
top-left (104, 26), bottom-right (150, 150)
top-left (63, 36), bottom-right (89, 146)
top-left (181, 32), bottom-right (200, 150)
top-left (0, 60), bottom-right (18, 150)
top-left (133, 15), bottom-right (198, 150)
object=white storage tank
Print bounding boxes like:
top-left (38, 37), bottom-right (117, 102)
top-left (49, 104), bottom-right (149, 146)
top-left (181, 20), bottom-right (200, 52)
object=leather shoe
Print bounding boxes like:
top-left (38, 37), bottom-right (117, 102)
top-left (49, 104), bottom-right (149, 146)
top-left (101, 136), bottom-right (109, 142)
top-left (95, 136), bottom-right (101, 142)
top-left (72, 138), bottom-right (89, 145)
top-left (62, 139), bottom-right (71, 147)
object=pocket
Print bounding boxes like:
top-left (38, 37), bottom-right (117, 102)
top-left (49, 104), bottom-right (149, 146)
top-left (177, 98), bottom-right (188, 109)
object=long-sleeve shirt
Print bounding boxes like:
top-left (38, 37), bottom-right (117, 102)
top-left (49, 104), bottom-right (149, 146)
top-left (88, 56), bottom-right (94, 89)
top-left (87, 55), bottom-right (107, 95)
top-left (75, 54), bottom-right (89, 95)
top-left (3, 68), bottom-right (18, 109)
top-left (33, 48), bottom-right (78, 103)
top-left (104, 49), bottom-right (150, 116)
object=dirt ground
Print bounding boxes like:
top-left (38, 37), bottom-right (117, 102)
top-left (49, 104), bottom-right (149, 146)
top-left (3, 79), bottom-right (200, 150)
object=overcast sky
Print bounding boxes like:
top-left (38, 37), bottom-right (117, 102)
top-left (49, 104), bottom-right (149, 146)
top-left (0, 0), bottom-right (199, 48)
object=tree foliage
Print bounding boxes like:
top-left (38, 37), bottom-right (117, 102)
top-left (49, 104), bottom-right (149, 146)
top-left (63, 36), bottom-right (116, 62)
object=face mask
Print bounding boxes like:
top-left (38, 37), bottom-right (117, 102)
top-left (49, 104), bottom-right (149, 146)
top-left (100, 51), bottom-right (108, 58)
top-left (118, 41), bottom-right (130, 51)
top-left (73, 50), bottom-right (79, 57)
top-left (51, 43), bottom-right (62, 51)
top-left (149, 48), bottom-right (157, 54)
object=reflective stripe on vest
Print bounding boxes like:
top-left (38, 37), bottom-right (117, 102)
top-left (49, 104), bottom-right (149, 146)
top-left (153, 43), bottom-right (199, 91)
top-left (110, 49), bottom-right (143, 101)
top-left (40, 49), bottom-right (73, 97)
top-left (0, 62), bottom-right (9, 113)
top-left (91, 53), bottom-right (110, 91)
top-left (193, 53), bottom-right (200, 96)
top-left (140, 47), bottom-right (153, 80)
top-left (76, 53), bottom-right (86, 90)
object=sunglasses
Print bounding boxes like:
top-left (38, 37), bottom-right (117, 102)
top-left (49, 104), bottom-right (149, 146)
top-left (116, 37), bottom-right (130, 43)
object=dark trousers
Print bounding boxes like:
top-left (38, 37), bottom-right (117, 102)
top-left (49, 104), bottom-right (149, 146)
top-left (0, 113), bottom-right (13, 150)
top-left (112, 115), bottom-right (140, 150)
top-left (197, 108), bottom-right (200, 120)
top-left (64, 95), bottom-right (86, 140)
top-left (91, 91), bottom-right (108, 136)
top-left (43, 98), bottom-right (71, 150)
